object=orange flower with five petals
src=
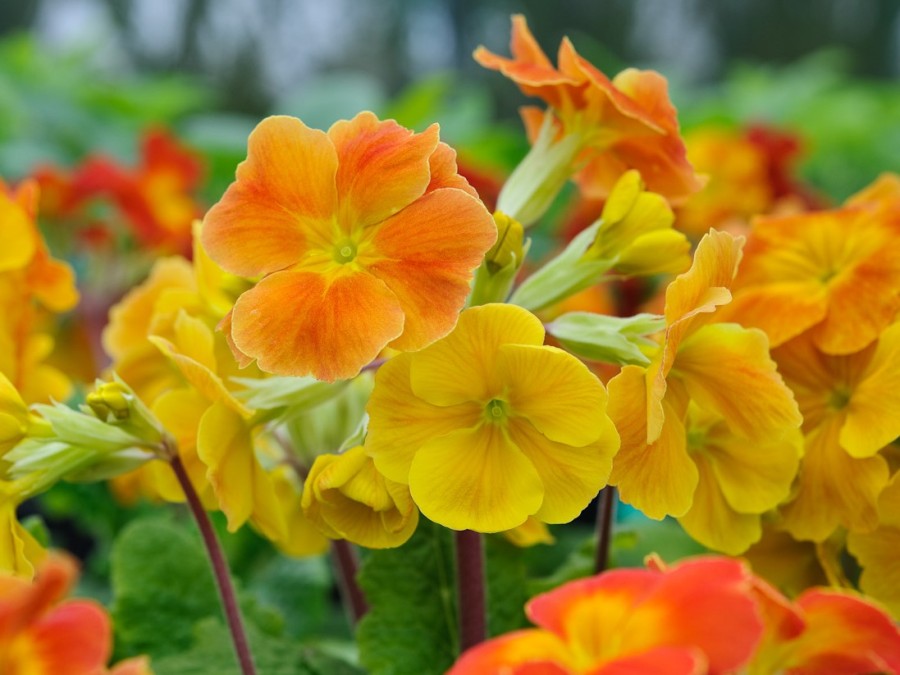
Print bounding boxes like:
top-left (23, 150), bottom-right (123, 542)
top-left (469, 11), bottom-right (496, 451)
top-left (202, 113), bottom-right (496, 382)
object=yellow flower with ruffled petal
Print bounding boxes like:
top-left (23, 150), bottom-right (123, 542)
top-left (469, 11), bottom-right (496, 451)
top-left (302, 445), bottom-right (418, 549)
top-left (607, 230), bottom-right (801, 525)
top-left (365, 303), bottom-right (620, 533)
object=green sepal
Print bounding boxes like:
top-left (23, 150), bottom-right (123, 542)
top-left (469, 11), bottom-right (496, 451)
top-left (546, 312), bottom-right (665, 366)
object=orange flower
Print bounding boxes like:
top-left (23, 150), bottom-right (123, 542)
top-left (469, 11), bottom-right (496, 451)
top-left (725, 175), bottom-right (900, 354)
top-left (475, 15), bottom-right (702, 204)
top-left (0, 554), bottom-right (152, 674)
top-left (450, 555), bottom-right (764, 674)
top-left (202, 112), bottom-right (496, 381)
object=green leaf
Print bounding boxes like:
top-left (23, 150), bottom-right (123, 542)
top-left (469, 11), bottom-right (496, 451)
top-left (231, 375), bottom-right (346, 412)
top-left (153, 618), bottom-right (365, 675)
top-left (546, 312), bottom-right (665, 366)
top-left (357, 519), bottom-right (458, 675)
top-left (484, 536), bottom-right (528, 637)
top-left (110, 516), bottom-right (220, 658)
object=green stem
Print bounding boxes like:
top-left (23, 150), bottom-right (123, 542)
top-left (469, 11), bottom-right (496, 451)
top-left (455, 529), bottom-right (486, 652)
top-left (171, 455), bottom-right (257, 675)
top-left (594, 486), bottom-right (617, 574)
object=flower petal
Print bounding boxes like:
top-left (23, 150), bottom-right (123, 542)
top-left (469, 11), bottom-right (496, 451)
top-left (781, 416), bottom-right (889, 542)
top-left (329, 111), bottom-right (438, 229)
top-left (500, 343), bottom-right (610, 447)
top-left (366, 188), bottom-right (496, 351)
top-left (408, 424), bottom-right (544, 532)
top-left (607, 367), bottom-right (697, 519)
top-left (230, 269), bottom-right (404, 381)
top-left (367, 353), bottom-right (482, 483)
top-left (202, 115), bottom-right (338, 277)
top-left (507, 416), bottom-right (617, 524)
top-left (674, 323), bottom-right (801, 441)
top-left (678, 453), bottom-right (763, 555)
top-left (449, 629), bottom-right (573, 675)
top-left (841, 321), bottom-right (900, 457)
top-left (409, 304), bottom-right (545, 406)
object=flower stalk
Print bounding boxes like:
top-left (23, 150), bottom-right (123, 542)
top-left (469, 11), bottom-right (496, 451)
top-left (170, 454), bottom-right (257, 675)
top-left (455, 529), bottom-right (486, 652)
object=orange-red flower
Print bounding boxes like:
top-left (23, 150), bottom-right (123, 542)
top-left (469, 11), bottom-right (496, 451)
top-left (202, 112), bottom-right (496, 381)
top-left (475, 15), bottom-right (702, 204)
top-left (450, 556), bottom-right (763, 674)
top-left (73, 128), bottom-right (204, 254)
top-left (0, 554), bottom-right (152, 674)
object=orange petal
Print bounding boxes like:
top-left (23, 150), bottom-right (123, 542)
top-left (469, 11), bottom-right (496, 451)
top-left (230, 269), bottom-right (404, 381)
top-left (329, 112), bottom-right (438, 229)
top-left (781, 416), bottom-right (889, 542)
top-left (202, 115), bottom-right (338, 277)
top-left (426, 142), bottom-right (478, 197)
top-left (366, 188), bottom-right (496, 352)
top-left (449, 629), bottom-right (573, 675)
top-left (813, 242), bottom-right (900, 354)
top-left (723, 283), bottom-right (827, 348)
top-left (784, 590), bottom-right (900, 674)
top-left (29, 601), bottom-right (112, 673)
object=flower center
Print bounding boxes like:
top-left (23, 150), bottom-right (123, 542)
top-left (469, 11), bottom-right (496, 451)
top-left (829, 387), bottom-right (851, 410)
top-left (334, 240), bottom-right (358, 264)
top-left (484, 398), bottom-right (508, 423)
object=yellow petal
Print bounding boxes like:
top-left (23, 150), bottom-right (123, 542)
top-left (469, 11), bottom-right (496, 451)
top-left (608, 367), bottom-right (697, 519)
top-left (841, 322), bottom-right (900, 458)
top-left (500, 343), bottom-right (609, 446)
top-left (366, 353), bottom-right (481, 483)
top-left (408, 424), bottom-right (543, 532)
top-left (678, 453), bottom-right (762, 555)
top-left (409, 303), bottom-right (545, 406)
top-left (675, 323), bottom-right (801, 440)
top-left (780, 416), bottom-right (889, 542)
top-left (0, 190), bottom-right (36, 272)
top-left (507, 416), bottom-right (617, 524)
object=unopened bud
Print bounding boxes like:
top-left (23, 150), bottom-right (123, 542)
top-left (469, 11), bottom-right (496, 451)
top-left (485, 212), bottom-right (525, 274)
top-left (86, 382), bottom-right (132, 421)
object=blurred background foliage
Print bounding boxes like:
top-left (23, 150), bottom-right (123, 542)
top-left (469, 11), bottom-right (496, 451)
top-left (1, 0), bottom-right (899, 202)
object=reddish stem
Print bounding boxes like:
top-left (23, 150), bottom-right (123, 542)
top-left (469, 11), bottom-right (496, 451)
top-left (171, 455), bottom-right (257, 675)
top-left (455, 529), bottom-right (486, 652)
top-left (594, 486), bottom-right (617, 574)
top-left (331, 539), bottom-right (369, 624)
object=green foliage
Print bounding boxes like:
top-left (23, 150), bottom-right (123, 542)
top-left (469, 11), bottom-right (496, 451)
top-left (357, 519), bottom-right (458, 675)
top-left (152, 619), bottom-right (365, 675)
top-left (546, 312), bottom-right (665, 367)
top-left (110, 516), bottom-right (221, 658)
top-left (484, 536), bottom-right (528, 637)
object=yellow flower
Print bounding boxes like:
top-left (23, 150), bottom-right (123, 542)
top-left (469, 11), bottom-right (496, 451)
top-left (848, 471), bottom-right (900, 618)
top-left (302, 445), bottom-right (418, 549)
top-left (677, 404), bottom-right (802, 554)
top-left (365, 303), bottom-right (620, 533)
top-left (607, 230), bottom-right (801, 524)
top-left (773, 323), bottom-right (900, 541)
